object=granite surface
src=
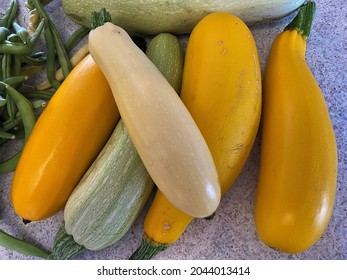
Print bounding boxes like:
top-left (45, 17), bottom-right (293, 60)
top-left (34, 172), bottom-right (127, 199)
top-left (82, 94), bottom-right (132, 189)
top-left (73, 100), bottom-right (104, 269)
top-left (0, 0), bottom-right (346, 260)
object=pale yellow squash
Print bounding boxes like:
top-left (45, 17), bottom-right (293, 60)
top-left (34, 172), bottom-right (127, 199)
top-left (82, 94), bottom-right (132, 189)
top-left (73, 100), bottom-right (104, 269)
top-left (88, 22), bottom-right (221, 218)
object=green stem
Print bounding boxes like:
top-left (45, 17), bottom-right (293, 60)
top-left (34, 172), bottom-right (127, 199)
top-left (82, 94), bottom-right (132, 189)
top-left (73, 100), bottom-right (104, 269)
top-left (284, 0), bottom-right (316, 39)
top-left (89, 8), bottom-right (112, 30)
top-left (129, 233), bottom-right (168, 260)
top-left (0, 229), bottom-right (50, 259)
top-left (49, 223), bottom-right (86, 260)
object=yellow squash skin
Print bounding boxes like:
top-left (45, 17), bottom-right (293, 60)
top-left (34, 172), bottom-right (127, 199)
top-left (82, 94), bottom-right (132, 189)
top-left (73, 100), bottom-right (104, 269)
top-left (89, 23), bottom-right (221, 219)
top-left (11, 54), bottom-right (120, 221)
top-left (143, 12), bottom-right (262, 249)
top-left (254, 28), bottom-right (338, 254)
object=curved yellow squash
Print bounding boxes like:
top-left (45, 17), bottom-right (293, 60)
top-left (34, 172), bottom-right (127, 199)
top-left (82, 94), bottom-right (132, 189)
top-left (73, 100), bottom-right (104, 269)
top-left (136, 12), bottom-right (262, 258)
top-left (254, 2), bottom-right (338, 254)
top-left (11, 55), bottom-right (120, 221)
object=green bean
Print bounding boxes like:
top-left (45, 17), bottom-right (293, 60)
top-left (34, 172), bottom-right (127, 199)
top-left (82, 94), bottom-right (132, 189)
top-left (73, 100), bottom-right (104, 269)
top-left (6, 33), bottom-right (21, 43)
top-left (12, 55), bottom-right (22, 76)
top-left (1, 82), bottom-right (36, 138)
top-left (1, 75), bottom-right (28, 89)
top-left (0, 229), bottom-right (50, 259)
top-left (0, 148), bottom-right (21, 173)
top-left (12, 21), bottom-right (30, 44)
top-left (0, 60), bottom-right (3, 81)
top-left (0, 107), bottom-right (4, 118)
top-left (0, 27), bottom-right (10, 42)
top-left (0, 82), bottom-right (36, 173)
top-left (2, 54), bottom-right (18, 122)
top-left (43, 22), bottom-right (60, 90)
top-left (26, 0), bottom-right (53, 10)
top-left (50, 23), bottom-right (72, 78)
top-left (1, 54), bottom-right (17, 123)
top-left (0, 130), bottom-right (15, 139)
top-left (0, 40), bottom-right (33, 55)
top-left (13, 126), bottom-right (24, 139)
top-left (0, 114), bottom-right (22, 132)
top-left (64, 26), bottom-right (89, 53)
top-left (31, 99), bottom-right (47, 109)
top-left (0, 103), bottom-right (5, 118)
top-left (31, 0), bottom-right (71, 78)
top-left (19, 54), bottom-right (46, 66)
top-left (0, 19), bottom-right (44, 55)
top-left (20, 52), bottom-right (47, 68)
top-left (2, 53), bottom-right (12, 79)
top-left (0, 95), bottom-right (6, 106)
top-left (6, 94), bottom-right (17, 122)
top-left (21, 89), bottom-right (54, 100)
top-left (30, 51), bottom-right (46, 59)
top-left (0, 0), bottom-right (18, 29)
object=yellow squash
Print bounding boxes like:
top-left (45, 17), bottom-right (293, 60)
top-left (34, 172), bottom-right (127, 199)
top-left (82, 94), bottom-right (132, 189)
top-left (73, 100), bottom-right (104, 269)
top-left (131, 12), bottom-right (262, 259)
top-left (254, 1), bottom-right (338, 254)
top-left (89, 22), bottom-right (221, 219)
top-left (11, 54), bottom-right (120, 221)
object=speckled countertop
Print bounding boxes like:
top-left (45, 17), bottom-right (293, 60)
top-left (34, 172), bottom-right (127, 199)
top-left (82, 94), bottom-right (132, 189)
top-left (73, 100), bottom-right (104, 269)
top-left (0, 0), bottom-right (346, 260)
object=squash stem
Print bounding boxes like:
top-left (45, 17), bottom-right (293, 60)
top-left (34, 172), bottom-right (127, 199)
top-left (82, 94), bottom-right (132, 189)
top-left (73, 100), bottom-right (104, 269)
top-left (89, 8), bottom-right (112, 30)
top-left (49, 223), bottom-right (86, 260)
top-left (284, 1), bottom-right (316, 39)
top-left (129, 233), bottom-right (167, 260)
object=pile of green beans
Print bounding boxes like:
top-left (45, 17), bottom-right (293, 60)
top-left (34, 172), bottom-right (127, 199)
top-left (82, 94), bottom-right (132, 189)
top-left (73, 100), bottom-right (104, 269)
top-left (0, 0), bottom-right (89, 173)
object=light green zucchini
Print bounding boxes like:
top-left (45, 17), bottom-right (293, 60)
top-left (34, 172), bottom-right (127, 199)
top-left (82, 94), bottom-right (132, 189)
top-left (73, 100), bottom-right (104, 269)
top-left (63, 119), bottom-right (154, 251)
top-left (146, 33), bottom-right (184, 93)
top-left (62, 0), bottom-right (305, 34)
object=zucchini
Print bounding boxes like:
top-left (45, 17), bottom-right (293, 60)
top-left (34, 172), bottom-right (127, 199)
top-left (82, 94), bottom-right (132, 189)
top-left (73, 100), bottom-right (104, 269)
top-left (145, 33), bottom-right (184, 93)
top-left (63, 119), bottom-right (154, 251)
top-left (62, 0), bottom-right (306, 34)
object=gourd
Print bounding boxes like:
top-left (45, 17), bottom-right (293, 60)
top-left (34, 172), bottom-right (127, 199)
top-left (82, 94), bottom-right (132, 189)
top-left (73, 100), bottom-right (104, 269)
top-left (11, 54), bottom-right (120, 221)
top-left (62, 0), bottom-right (306, 34)
top-left (131, 12), bottom-right (262, 259)
top-left (254, 1), bottom-right (338, 254)
top-left (89, 22), bottom-right (221, 218)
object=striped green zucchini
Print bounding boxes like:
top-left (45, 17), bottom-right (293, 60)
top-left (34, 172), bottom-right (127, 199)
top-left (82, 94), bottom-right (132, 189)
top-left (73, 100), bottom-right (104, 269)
top-left (63, 119), bottom-right (154, 251)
